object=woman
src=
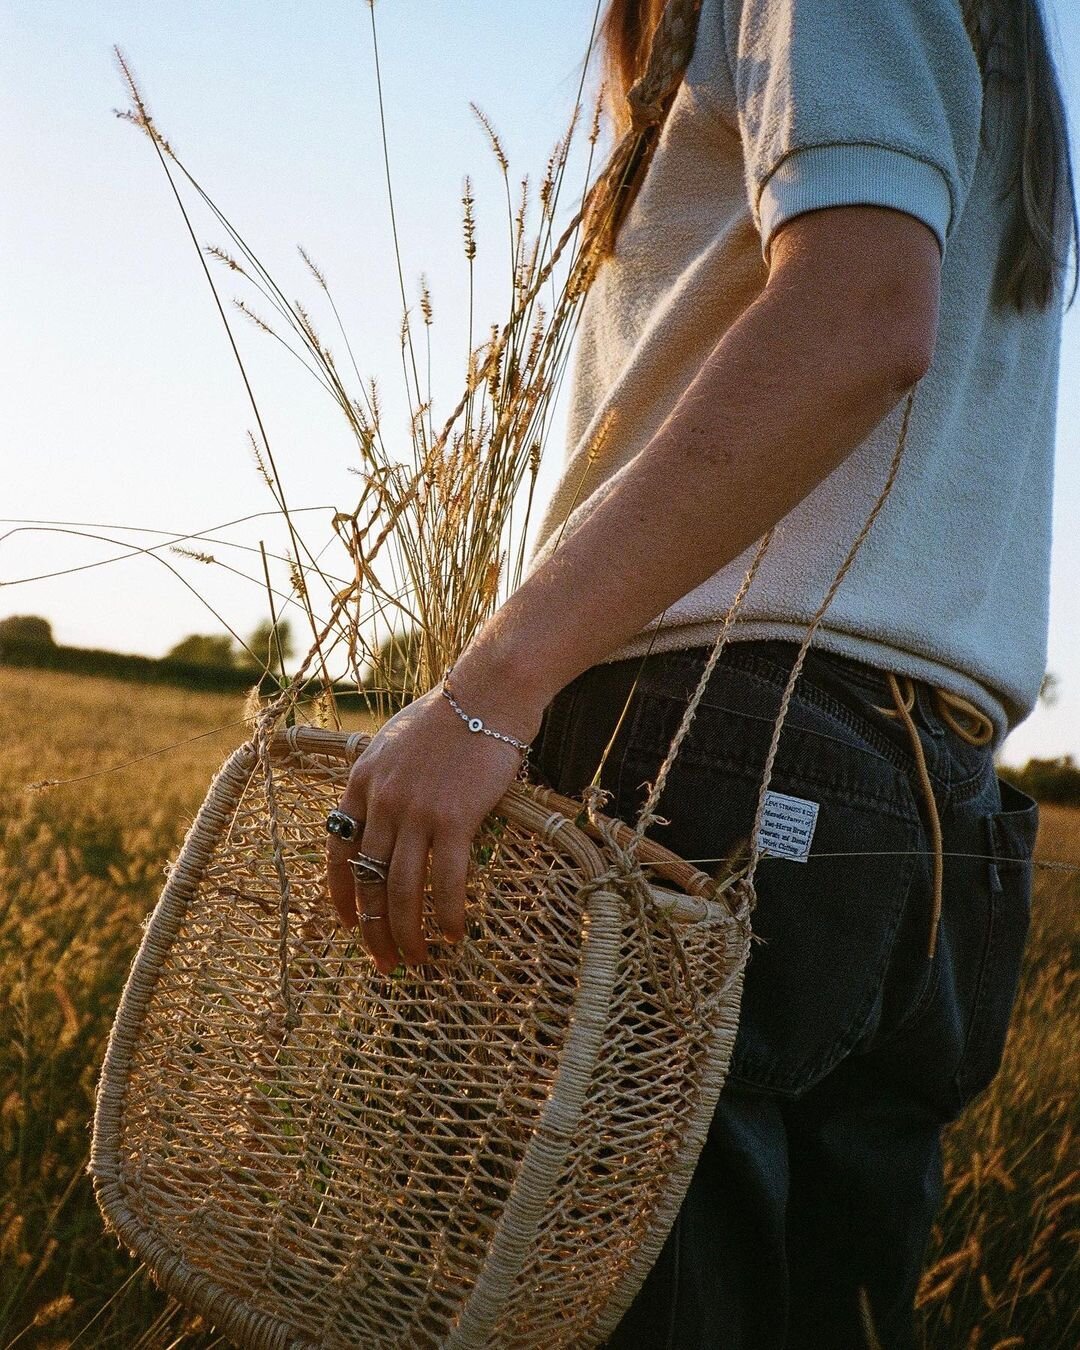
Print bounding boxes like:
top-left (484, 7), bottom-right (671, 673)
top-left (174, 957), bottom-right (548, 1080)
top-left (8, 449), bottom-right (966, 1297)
top-left (326, 0), bottom-right (1075, 1344)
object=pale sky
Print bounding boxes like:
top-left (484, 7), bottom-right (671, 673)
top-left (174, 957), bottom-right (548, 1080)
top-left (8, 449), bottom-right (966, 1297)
top-left (3, 1), bottom-right (1079, 767)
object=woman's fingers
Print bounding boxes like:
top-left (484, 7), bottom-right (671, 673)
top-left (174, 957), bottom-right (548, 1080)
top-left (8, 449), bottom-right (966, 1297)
top-left (429, 826), bottom-right (471, 945)
top-left (321, 707), bottom-right (502, 972)
top-left (325, 772), bottom-right (368, 929)
top-left (325, 835), bottom-right (359, 929)
top-left (384, 820), bottom-right (431, 967)
top-left (352, 811), bottom-right (400, 975)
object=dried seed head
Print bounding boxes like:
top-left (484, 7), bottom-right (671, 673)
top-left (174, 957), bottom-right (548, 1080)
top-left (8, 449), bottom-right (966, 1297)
top-left (308, 688), bottom-right (336, 729)
top-left (31, 1295), bottom-right (75, 1329)
top-left (469, 102), bottom-right (509, 173)
top-left (589, 87), bottom-right (605, 145)
top-left (170, 546), bottom-right (218, 565)
top-left (586, 406), bottom-right (617, 464)
top-left (112, 45), bottom-right (177, 156)
top-left (295, 300), bottom-right (323, 352)
top-left (481, 554), bottom-right (504, 605)
top-left (297, 244), bottom-right (327, 290)
top-left (205, 244), bottom-right (245, 274)
top-left (233, 298), bottom-right (275, 335)
top-left (514, 175), bottom-right (530, 246)
top-left (462, 176), bottom-right (477, 261)
top-left (286, 550), bottom-right (306, 602)
top-left (411, 401), bottom-right (431, 443)
top-left (242, 681), bottom-right (264, 724)
top-left (525, 305), bottom-right (546, 370)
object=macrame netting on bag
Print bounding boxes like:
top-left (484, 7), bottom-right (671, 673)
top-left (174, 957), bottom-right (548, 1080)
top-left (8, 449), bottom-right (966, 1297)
top-left (90, 720), bottom-right (753, 1349)
top-left (90, 0), bottom-right (920, 1343)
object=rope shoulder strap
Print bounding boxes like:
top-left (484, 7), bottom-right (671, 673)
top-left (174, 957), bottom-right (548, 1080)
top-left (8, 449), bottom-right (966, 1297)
top-left (625, 386), bottom-right (919, 880)
top-left (567, 4), bottom-right (926, 920)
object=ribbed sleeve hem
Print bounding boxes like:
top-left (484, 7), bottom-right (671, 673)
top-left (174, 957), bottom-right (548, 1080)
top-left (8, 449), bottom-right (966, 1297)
top-left (758, 143), bottom-right (954, 262)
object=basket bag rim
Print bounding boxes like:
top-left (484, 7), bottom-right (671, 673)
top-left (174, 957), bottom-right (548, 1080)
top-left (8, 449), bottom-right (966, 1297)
top-left (89, 721), bottom-right (750, 1348)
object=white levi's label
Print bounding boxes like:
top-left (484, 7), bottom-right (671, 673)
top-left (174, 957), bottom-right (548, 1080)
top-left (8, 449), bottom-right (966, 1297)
top-left (756, 790), bottom-right (819, 863)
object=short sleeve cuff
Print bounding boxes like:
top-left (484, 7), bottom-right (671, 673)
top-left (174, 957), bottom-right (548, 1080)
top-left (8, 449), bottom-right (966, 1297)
top-left (757, 143), bottom-right (954, 262)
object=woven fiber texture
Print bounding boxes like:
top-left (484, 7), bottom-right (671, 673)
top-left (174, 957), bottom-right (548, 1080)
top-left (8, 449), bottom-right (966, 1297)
top-left (90, 723), bottom-right (752, 1349)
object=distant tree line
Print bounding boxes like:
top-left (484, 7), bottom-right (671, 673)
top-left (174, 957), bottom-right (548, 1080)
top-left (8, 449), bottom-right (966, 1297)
top-left (7, 617), bottom-right (1080, 796)
top-left (0, 613), bottom-right (299, 670)
top-left (998, 756), bottom-right (1080, 807)
top-left (163, 617), bottom-right (296, 673)
top-left (0, 613), bottom-right (375, 706)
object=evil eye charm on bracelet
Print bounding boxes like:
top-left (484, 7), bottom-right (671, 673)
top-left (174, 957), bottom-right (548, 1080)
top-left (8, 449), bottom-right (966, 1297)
top-left (441, 666), bottom-right (532, 779)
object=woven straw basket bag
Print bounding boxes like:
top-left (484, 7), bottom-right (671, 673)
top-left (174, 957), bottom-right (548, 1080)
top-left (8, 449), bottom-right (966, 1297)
top-left (89, 3), bottom-right (917, 1344)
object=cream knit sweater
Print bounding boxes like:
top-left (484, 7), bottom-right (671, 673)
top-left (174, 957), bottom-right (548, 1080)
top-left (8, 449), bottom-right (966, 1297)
top-left (524, 0), bottom-right (1065, 747)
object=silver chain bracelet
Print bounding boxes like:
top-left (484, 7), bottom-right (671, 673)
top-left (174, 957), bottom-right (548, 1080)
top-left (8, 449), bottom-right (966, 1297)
top-left (441, 665), bottom-right (531, 775)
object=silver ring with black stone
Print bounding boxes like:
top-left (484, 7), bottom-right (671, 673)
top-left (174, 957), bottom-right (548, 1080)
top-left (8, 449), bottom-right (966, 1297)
top-left (326, 808), bottom-right (361, 841)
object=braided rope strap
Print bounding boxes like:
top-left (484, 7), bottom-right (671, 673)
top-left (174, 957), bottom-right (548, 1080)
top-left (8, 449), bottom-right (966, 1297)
top-left (249, 587), bottom-right (364, 1020)
top-left (574, 781), bottom-right (755, 1023)
top-left (570, 531), bottom-right (772, 1019)
top-left (592, 386), bottom-right (919, 1013)
top-left (745, 388), bottom-right (917, 883)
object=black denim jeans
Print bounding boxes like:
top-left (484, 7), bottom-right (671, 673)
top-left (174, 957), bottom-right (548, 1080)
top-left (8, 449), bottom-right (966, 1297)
top-left (528, 640), bottom-right (1038, 1350)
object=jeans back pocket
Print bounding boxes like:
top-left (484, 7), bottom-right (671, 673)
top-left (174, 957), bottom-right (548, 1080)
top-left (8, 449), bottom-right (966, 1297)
top-left (952, 777), bottom-right (1038, 1106)
top-left (724, 772), bottom-right (923, 1096)
top-left (607, 668), bottom-right (926, 1098)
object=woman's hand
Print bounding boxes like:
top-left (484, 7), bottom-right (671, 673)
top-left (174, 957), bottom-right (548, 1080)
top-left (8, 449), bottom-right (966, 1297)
top-left (324, 677), bottom-right (544, 975)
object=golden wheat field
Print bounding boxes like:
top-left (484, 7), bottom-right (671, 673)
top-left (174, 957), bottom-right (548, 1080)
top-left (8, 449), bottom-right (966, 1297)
top-left (0, 665), bottom-right (1076, 1348)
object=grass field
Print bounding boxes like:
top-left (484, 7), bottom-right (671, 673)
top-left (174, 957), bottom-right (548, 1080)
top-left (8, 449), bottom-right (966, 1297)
top-left (0, 666), bottom-right (1076, 1348)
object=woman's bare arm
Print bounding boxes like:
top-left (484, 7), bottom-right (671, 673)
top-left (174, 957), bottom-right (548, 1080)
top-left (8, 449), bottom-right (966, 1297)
top-left (327, 203), bottom-right (943, 967)
top-left (450, 203), bottom-right (942, 733)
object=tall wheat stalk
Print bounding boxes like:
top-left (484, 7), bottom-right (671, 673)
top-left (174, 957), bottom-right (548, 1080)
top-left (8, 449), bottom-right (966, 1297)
top-left (91, 3), bottom-right (617, 739)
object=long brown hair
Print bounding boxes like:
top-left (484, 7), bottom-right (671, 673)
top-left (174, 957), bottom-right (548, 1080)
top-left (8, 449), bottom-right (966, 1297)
top-left (589, 0), bottom-right (1077, 312)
